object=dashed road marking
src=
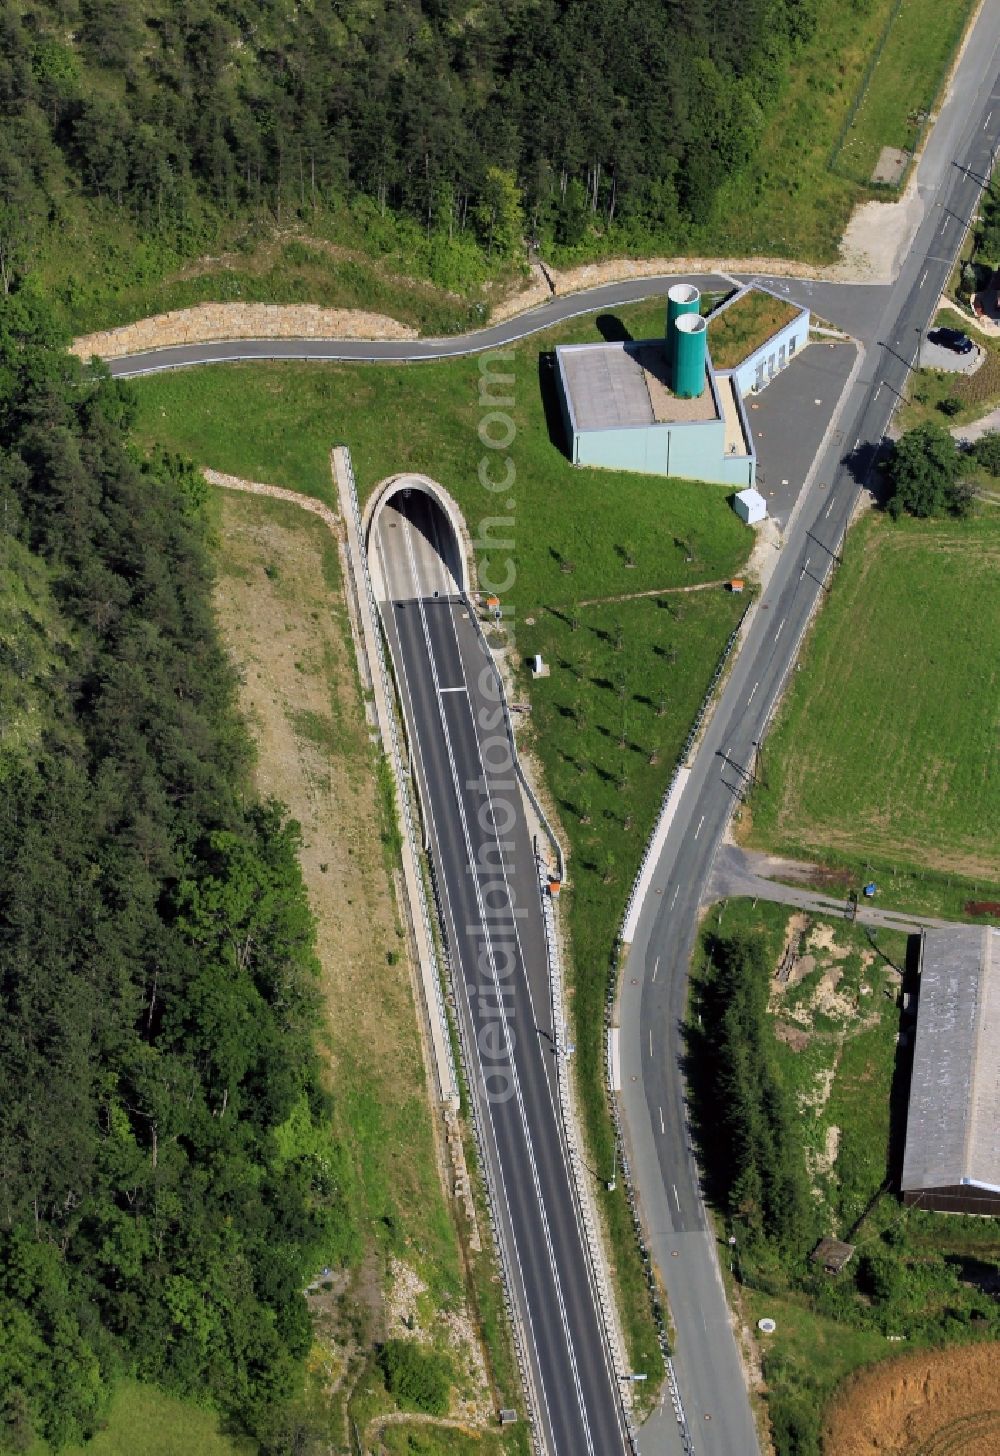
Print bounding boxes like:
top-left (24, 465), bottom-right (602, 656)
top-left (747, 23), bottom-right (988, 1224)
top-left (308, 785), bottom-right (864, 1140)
top-left (693, 815), bottom-right (705, 840)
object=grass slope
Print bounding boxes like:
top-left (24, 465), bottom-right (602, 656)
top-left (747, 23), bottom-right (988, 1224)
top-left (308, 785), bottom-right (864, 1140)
top-left (832, 0), bottom-right (976, 187)
top-left (517, 587), bottom-right (745, 1375)
top-left (749, 511), bottom-right (1000, 897)
top-left (702, 0), bottom-right (974, 259)
top-left (213, 492), bottom-right (525, 1451)
top-left (27, 1381), bottom-right (254, 1456)
top-left (132, 300), bottom-right (752, 1387)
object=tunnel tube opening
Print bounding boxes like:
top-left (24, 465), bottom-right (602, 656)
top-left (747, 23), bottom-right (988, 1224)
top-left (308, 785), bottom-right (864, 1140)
top-left (366, 476), bottom-right (470, 603)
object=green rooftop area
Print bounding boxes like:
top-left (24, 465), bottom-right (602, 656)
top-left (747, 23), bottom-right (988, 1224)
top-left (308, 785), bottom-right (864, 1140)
top-left (708, 290), bottom-right (803, 370)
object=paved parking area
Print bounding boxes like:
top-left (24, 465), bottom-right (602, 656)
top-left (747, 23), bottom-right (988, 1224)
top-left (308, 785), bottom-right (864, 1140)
top-left (918, 335), bottom-right (983, 372)
top-left (746, 339), bottom-right (859, 525)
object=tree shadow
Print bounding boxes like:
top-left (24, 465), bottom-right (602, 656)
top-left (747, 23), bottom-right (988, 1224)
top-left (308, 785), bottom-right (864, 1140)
top-left (596, 313), bottom-right (634, 343)
top-left (539, 352), bottom-right (571, 459)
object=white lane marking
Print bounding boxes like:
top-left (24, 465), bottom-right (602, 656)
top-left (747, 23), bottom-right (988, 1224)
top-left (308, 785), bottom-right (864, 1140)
top-left (747, 680), bottom-right (759, 706)
top-left (804, 557), bottom-right (811, 571)
top-left (874, 383), bottom-right (882, 400)
top-left (853, 436), bottom-right (861, 449)
top-left (693, 815), bottom-right (705, 840)
top-left (672, 1184), bottom-right (680, 1210)
top-left (825, 500), bottom-right (834, 519)
top-left (774, 619), bottom-right (784, 641)
top-left (920, 269), bottom-right (928, 287)
top-left (649, 1028), bottom-right (653, 1058)
top-left (670, 886), bottom-right (680, 909)
top-left (659, 1107), bottom-right (665, 1134)
top-left (438, 588), bottom-right (631, 1450)
top-left (438, 685), bottom-right (467, 693)
top-left (400, 519), bottom-right (594, 1453)
top-left (652, 956), bottom-right (659, 982)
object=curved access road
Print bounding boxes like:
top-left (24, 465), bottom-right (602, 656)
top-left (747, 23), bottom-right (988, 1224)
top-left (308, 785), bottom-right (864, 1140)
top-left (106, 273), bottom-right (892, 378)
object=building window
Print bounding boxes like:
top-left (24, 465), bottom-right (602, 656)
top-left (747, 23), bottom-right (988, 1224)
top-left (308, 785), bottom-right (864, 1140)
top-left (789, 334), bottom-right (797, 355)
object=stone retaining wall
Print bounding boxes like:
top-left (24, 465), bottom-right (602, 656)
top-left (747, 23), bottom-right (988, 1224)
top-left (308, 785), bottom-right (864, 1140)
top-left (72, 302), bottom-right (418, 360)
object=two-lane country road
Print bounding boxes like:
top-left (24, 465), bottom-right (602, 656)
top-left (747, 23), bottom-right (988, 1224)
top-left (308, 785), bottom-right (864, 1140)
top-left (374, 488), bottom-right (632, 1456)
top-left (623, 10), bottom-right (1000, 1453)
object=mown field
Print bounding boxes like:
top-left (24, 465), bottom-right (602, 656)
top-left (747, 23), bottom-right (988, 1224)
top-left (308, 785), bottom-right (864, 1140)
top-left (748, 511), bottom-right (1000, 903)
top-left (132, 298), bottom-right (752, 1389)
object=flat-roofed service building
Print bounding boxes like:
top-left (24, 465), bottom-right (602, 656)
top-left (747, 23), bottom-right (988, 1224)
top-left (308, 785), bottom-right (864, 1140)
top-left (901, 925), bottom-right (1000, 1215)
top-left (554, 281), bottom-right (809, 487)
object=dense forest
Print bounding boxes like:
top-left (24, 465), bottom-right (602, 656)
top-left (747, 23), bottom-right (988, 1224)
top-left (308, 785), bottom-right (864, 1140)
top-left (0, 282), bottom-right (355, 1452)
top-left (1, 0), bottom-right (819, 284)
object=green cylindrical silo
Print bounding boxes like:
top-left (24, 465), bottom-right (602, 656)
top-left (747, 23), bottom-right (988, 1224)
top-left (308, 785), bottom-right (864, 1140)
top-left (666, 282), bottom-right (701, 386)
top-left (673, 312), bottom-right (707, 398)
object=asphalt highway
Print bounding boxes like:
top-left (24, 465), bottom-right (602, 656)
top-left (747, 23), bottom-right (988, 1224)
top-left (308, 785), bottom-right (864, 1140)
top-left (374, 489), bottom-right (631, 1456)
top-left (621, 20), bottom-right (1000, 1454)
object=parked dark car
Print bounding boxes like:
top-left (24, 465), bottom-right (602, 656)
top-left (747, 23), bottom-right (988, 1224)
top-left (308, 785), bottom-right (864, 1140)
top-left (928, 326), bottom-right (975, 355)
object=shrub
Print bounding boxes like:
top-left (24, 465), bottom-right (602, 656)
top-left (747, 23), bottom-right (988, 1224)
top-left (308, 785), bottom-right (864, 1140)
top-left (971, 431), bottom-right (1000, 475)
top-left (378, 1340), bottom-right (452, 1416)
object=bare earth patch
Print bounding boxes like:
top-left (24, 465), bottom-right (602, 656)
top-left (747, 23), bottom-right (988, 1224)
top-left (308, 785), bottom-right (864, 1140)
top-left (824, 1342), bottom-right (1000, 1456)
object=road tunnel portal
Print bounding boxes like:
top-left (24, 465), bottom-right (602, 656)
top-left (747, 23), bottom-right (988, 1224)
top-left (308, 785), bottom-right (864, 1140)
top-left (366, 475), bottom-right (470, 603)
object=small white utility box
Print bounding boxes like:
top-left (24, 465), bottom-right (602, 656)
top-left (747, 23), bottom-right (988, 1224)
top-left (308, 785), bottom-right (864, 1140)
top-left (531, 653), bottom-right (549, 679)
top-left (734, 487), bottom-right (767, 525)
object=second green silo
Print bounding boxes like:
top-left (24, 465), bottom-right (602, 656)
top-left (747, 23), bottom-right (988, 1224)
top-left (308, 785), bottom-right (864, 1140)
top-left (673, 312), bottom-right (707, 398)
top-left (665, 282), bottom-right (701, 384)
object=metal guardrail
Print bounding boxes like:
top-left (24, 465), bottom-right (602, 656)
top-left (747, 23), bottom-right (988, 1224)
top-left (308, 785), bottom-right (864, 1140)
top-left (617, 600), bottom-right (753, 943)
top-left (339, 448), bottom-right (460, 1107)
top-left (340, 459), bottom-right (543, 1450)
top-left (537, 866), bottom-right (641, 1454)
top-left (463, 596), bottom-right (564, 882)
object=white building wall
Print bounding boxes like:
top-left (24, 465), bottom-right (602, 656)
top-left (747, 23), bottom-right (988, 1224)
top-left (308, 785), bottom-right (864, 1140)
top-left (732, 308), bottom-right (810, 397)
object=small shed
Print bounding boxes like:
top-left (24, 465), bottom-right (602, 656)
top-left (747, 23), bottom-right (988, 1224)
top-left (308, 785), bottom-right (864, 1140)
top-left (811, 1238), bottom-right (855, 1275)
top-left (733, 487), bottom-right (767, 525)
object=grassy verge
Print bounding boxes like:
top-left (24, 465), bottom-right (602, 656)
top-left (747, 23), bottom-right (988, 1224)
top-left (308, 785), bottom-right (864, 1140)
top-left (831, 0), bottom-right (976, 187)
top-left (132, 299), bottom-right (752, 1390)
top-left (708, 291), bottom-right (800, 369)
top-left (40, 192), bottom-right (515, 339)
top-left (693, 900), bottom-right (1000, 1452)
top-left (27, 1381), bottom-right (255, 1456)
top-left (515, 587), bottom-right (747, 1382)
top-left (700, 0), bottom-right (974, 260)
top-left (745, 510), bottom-right (1000, 901)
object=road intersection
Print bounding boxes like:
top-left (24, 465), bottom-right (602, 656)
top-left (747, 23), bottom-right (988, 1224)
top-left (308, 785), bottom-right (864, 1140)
top-left (103, 6), bottom-right (1000, 1446)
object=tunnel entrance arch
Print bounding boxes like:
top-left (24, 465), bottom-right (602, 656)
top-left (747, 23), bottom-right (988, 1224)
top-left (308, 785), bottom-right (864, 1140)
top-left (364, 473), bottom-right (472, 601)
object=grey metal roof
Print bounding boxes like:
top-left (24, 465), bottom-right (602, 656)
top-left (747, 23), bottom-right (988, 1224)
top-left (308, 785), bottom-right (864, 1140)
top-left (557, 341), bottom-right (719, 432)
top-left (558, 343), bottom-right (655, 431)
top-left (901, 925), bottom-right (1000, 1195)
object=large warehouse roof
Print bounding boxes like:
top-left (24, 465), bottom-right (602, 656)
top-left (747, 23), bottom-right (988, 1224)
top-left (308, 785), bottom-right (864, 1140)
top-left (901, 925), bottom-right (1000, 1199)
